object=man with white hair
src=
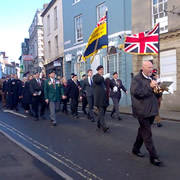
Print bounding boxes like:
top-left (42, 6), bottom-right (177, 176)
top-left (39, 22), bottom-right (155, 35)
top-left (130, 60), bottom-right (163, 166)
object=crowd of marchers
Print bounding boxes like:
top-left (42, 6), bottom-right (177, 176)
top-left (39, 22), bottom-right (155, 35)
top-left (0, 62), bottom-right (165, 166)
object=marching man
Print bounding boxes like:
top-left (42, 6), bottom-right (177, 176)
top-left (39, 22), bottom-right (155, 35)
top-left (44, 70), bottom-right (66, 126)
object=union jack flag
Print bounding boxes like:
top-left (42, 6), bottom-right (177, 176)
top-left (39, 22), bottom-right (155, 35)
top-left (124, 24), bottom-right (159, 55)
top-left (97, 15), bottom-right (106, 27)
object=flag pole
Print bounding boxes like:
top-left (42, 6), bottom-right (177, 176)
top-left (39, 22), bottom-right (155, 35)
top-left (106, 9), bottom-right (109, 73)
top-left (90, 38), bottom-right (99, 64)
top-left (158, 23), bottom-right (160, 76)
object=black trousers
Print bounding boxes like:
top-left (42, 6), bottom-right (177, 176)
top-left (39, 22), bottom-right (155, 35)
top-left (71, 97), bottom-right (78, 115)
top-left (82, 96), bottom-right (88, 112)
top-left (133, 116), bottom-right (158, 159)
top-left (86, 95), bottom-right (94, 120)
top-left (32, 96), bottom-right (46, 118)
top-left (97, 106), bottom-right (107, 128)
top-left (9, 93), bottom-right (16, 109)
top-left (62, 99), bottom-right (68, 113)
top-left (111, 96), bottom-right (121, 118)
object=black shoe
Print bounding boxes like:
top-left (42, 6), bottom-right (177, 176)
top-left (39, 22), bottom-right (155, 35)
top-left (150, 158), bottom-right (163, 166)
top-left (29, 111), bottom-right (34, 117)
top-left (110, 112), bottom-right (114, 118)
top-left (83, 110), bottom-right (87, 115)
top-left (16, 108), bottom-right (18, 111)
top-left (75, 115), bottom-right (79, 118)
top-left (35, 117), bottom-right (39, 121)
top-left (118, 116), bottom-right (122, 120)
top-left (41, 115), bottom-right (46, 120)
top-left (91, 119), bottom-right (95, 122)
top-left (97, 122), bottom-right (101, 129)
top-left (102, 126), bottom-right (109, 133)
top-left (157, 123), bottom-right (163, 127)
top-left (52, 121), bottom-right (57, 126)
top-left (132, 150), bottom-right (144, 157)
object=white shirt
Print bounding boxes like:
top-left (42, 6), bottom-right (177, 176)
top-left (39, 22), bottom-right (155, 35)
top-left (88, 76), bottom-right (93, 85)
top-left (142, 72), bottom-right (152, 80)
top-left (50, 78), bottom-right (55, 83)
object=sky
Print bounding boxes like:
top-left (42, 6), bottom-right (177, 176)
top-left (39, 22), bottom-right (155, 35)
top-left (0, 0), bottom-right (50, 62)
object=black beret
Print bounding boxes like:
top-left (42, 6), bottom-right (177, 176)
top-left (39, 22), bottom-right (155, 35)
top-left (48, 70), bottom-right (55, 74)
top-left (113, 72), bottom-right (118, 76)
top-left (33, 71), bottom-right (39, 75)
top-left (71, 73), bottom-right (75, 76)
top-left (96, 65), bottom-right (104, 71)
top-left (72, 74), bottom-right (77, 78)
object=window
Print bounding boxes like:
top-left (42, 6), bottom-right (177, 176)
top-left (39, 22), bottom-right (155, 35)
top-left (160, 49), bottom-right (177, 93)
top-left (55, 35), bottom-right (59, 56)
top-left (75, 58), bottom-right (86, 79)
top-left (97, 3), bottom-right (106, 22)
top-left (74, 0), bottom-right (80, 3)
top-left (47, 14), bottom-right (50, 35)
top-left (75, 15), bottom-right (83, 43)
top-left (48, 41), bottom-right (51, 58)
top-left (54, 7), bottom-right (58, 29)
top-left (152, 0), bottom-right (168, 33)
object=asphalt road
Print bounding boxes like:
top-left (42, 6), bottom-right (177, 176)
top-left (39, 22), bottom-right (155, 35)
top-left (0, 105), bottom-right (180, 180)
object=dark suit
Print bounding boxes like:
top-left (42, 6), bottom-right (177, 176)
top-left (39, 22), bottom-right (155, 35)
top-left (130, 70), bottom-right (158, 159)
top-left (61, 84), bottom-right (69, 113)
top-left (80, 79), bottom-right (88, 113)
top-left (8, 79), bottom-right (21, 109)
top-left (21, 81), bottom-right (33, 111)
top-left (93, 73), bottom-right (108, 128)
top-left (29, 78), bottom-right (46, 118)
top-left (67, 80), bottom-right (80, 116)
top-left (110, 79), bottom-right (127, 118)
top-left (2, 80), bottom-right (9, 107)
top-left (81, 77), bottom-right (94, 120)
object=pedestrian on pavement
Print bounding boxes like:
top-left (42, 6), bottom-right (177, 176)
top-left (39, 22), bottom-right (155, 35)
top-left (151, 69), bottom-right (163, 127)
top-left (130, 60), bottom-right (163, 166)
top-left (29, 71), bottom-right (46, 121)
top-left (67, 74), bottom-right (81, 118)
top-left (44, 70), bottom-right (65, 126)
top-left (110, 72), bottom-right (128, 121)
top-left (80, 69), bottom-right (95, 122)
top-left (80, 74), bottom-right (88, 115)
top-left (93, 65), bottom-right (110, 132)
top-left (61, 77), bottom-right (69, 115)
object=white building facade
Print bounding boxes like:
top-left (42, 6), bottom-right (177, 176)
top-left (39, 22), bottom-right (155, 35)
top-left (29, 9), bottom-right (45, 74)
top-left (41, 0), bottom-right (64, 76)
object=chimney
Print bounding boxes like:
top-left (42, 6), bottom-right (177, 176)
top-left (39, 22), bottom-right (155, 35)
top-left (43, 3), bottom-right (49, 10)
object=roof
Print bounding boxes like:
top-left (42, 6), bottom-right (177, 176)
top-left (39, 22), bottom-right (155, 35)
top-left (41, 0), bottom-right (56, 17)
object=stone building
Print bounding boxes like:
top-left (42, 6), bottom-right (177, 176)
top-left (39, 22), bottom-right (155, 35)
top-left (132, 0), bottom-right (180, 111)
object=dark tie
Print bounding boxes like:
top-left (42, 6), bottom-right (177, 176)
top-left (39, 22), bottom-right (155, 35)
top-left (37, 79), bottom-right (41, 86)
top-left (90, 78), bottom-right (93, 86)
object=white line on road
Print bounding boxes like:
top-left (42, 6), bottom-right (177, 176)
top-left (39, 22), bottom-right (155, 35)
top-left (0, 129), bottom-right (73, 180)
top-left (3, 109), bottom-right (28, 118)
top-left (0, 121), bottom-right (103, 180)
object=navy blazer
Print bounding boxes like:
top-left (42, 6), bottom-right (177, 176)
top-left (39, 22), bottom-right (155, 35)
top-left (67, 80), bottom-right (80, 99)
top-left (110, 79), bottom-right (127, 98)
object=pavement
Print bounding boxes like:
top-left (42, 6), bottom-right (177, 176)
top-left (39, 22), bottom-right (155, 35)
top-left (0, 131), bottom-right (65, 180)
top-left (113, 105), bottom-right (180, 122)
